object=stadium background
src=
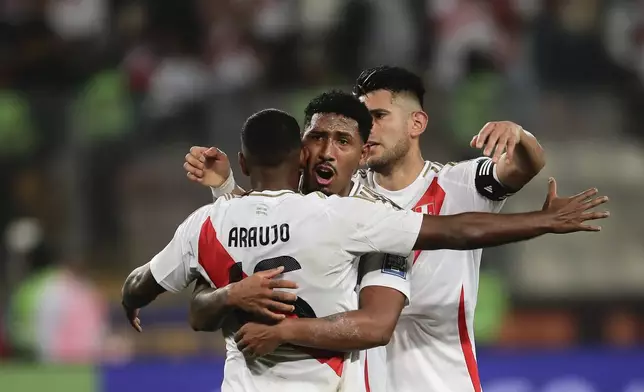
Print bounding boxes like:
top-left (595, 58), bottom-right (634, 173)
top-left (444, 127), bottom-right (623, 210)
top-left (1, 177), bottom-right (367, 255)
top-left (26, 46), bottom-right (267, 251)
top-left (0, 0), bottom-right (643, 391)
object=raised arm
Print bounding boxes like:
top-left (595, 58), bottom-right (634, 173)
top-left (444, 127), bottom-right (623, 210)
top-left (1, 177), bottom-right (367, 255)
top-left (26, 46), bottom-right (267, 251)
top-left (471, 121), bottom-right (546, 191)
top-left (183, 146), bottom-right (245, 200)
top-left (413, 178), bottom-right (609, 251)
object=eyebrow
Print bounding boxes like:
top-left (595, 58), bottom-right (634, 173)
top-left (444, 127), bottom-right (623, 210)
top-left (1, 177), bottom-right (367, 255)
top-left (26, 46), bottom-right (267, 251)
top-left (305, 129), bottom-right (355, 139)
top-left (369, 108), bottom-right (390, 115)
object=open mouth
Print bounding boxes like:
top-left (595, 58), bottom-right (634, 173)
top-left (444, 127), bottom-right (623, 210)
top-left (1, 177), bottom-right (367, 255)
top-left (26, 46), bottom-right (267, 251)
top-left (314, 165), bottom-right (335, 186)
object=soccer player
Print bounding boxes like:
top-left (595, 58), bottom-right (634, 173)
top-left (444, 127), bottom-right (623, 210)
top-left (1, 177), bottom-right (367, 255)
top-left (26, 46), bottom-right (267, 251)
top-left (350, 66), bottom-right (546, 392)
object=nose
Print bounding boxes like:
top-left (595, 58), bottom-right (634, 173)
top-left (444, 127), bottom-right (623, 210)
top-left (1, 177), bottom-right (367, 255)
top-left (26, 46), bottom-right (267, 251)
top-left (320, 139), bottom-right (336, 161)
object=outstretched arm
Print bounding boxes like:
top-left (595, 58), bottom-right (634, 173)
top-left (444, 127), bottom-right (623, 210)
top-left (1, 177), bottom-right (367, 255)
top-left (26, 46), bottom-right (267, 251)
top-left (413, 178), bottom-right (609, 251)
top-left (235, 285), bottom-right (406, 356)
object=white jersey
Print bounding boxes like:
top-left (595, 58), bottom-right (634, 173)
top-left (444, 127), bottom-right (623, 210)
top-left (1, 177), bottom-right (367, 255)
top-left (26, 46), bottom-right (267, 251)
top-left (356, 157), bottom-right (512, 392)
top-left (149, 189), bottom-right (422, 392)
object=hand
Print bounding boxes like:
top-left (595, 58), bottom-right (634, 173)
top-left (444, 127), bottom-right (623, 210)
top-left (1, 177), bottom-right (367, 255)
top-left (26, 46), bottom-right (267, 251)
top-left (235, 321), bottom-right (285, 358)
top-left (122, 301), bottom-right (142, 332)
top-left (184, 146), bottom-right (231, 187)
top-left (229, 266), bottom-right (299, 321)
top-left (471, 121), bottom-right (523, 164)
top-left (541, 177), bottom-right (610, 233)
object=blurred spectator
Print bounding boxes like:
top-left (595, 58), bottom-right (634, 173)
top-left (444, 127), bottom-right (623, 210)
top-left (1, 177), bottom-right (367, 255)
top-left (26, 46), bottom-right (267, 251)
top-left (4, 219), bottom-right (110, 363)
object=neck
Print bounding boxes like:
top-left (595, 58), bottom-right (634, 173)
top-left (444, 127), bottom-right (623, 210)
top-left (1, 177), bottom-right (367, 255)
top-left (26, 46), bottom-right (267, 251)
top-left (249, 166), bottom-right (300, 192)
top-left (373, 146), bottom-right (425, 191)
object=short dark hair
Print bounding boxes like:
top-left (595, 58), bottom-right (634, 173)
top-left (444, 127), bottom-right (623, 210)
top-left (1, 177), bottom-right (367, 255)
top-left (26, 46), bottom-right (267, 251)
top-left (303, 90), bottom-right (373, 143)
top-left (241, 109), bottom-right (301, 166)
top-left (353, 66), bottom-right (425, 108)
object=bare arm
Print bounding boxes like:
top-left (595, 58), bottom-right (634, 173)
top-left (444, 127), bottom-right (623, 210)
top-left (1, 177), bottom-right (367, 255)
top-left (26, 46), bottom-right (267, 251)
top-left (473, 122), bottom-right (545, 191)
top-left (189, 277), bottom-right (234, 332)
top-left (235, 286), bottom-right (405, 354)
top-left (189, 267), bottom-right (298, 332)
top-left (413, 180), bottom-right (609, 251)
top-left (496, 129), bottom-right (545, 191)
top-left (121, 263), bottom-right (167, 310)
top-left (121, 263), bottom-right (167, 331)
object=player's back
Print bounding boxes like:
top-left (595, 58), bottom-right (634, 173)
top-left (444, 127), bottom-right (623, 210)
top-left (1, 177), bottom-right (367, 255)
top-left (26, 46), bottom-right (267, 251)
top-left (197, 190), bottom-right (365, 392)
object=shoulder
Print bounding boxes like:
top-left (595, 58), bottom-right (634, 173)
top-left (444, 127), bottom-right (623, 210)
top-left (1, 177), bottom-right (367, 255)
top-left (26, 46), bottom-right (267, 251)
top-left (349, 183), bottom-right (403, 210)
top-left (353, 168), bottom-right (372, 186)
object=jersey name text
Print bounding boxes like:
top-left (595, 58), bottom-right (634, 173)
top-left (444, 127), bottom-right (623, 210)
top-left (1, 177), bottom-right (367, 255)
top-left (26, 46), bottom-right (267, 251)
top-left (228, 224), bottom-right (290, 247)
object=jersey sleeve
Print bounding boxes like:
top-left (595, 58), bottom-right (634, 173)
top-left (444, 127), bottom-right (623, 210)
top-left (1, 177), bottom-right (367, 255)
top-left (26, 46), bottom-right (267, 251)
top-left (358, 253), bottom-right (412, 306)
top-left (149, 204), bottom-right (212, 293)
top-left (439, 157), bottom-right (514, 213)
top-left (326, 196), bottom-right (423, 257)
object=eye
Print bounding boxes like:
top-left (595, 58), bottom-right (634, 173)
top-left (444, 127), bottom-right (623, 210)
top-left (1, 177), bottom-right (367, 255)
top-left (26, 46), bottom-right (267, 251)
top-left (373, 112), bottom-right (385, 120)
top-left (338, 138), bottom-right (349, 145)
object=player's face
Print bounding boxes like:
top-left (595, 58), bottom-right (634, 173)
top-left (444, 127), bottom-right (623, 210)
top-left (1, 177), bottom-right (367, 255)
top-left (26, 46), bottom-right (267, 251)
top-left (301, 113), bottom-right (363, 196)
top-left (359, 90), bottom-right (412, 172)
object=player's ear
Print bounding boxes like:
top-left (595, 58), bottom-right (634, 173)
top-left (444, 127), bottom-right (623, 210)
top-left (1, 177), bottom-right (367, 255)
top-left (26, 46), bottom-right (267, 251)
top-left (239, 152), bottom-right (250, 176)
top-left (409, 110), bottom-right (428, 138)
top-left (299, 146), bottom-right (310, 171)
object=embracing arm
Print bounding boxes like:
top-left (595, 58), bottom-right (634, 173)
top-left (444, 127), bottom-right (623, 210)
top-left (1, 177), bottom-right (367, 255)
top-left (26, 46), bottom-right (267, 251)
top-left (189, 276), bottom-right (234, 332)
top-left (236, 286), bottom-right (405, 353)
top-left (190, 267), bottom-right (298, 332)
top-left (121, 263), bottom-right (167, 310)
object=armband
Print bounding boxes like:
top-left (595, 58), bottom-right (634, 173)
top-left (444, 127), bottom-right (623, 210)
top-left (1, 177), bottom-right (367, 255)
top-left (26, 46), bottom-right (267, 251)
top-left (474, 158), bottom-right (514, 201)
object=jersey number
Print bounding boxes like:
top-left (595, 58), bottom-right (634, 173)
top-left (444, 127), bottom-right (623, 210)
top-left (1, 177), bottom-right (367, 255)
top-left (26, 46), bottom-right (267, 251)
top-left (228, 256), bottom-right (317, 320)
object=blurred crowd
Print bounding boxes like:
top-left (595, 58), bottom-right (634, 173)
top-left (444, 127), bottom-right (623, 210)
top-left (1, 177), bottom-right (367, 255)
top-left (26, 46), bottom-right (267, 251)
top-left (0, 0), bottom-right (643, 363)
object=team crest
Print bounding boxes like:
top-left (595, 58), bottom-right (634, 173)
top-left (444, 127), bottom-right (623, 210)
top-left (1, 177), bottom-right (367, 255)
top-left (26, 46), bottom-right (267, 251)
top-left (413, 202), bottom-right (437, 215)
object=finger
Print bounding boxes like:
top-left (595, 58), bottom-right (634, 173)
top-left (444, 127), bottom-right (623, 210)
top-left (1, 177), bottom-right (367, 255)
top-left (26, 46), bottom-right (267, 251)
top-left (548, 177), bottom-right (557, 199)
top-left (573, 188), bottom-right (598, 202)
top-left (582, 196), bottom-right (609, 210)
top-left (578, 224), bottom-right (602, 232)
top-left (257, 266), bottom-right (285, 279)
top-left (267, 279), bottom-right (299, 290)
top-left (234, 330), bottom-right (244, 343)
top-left (470, 135), bottom-right (478, 148)
top-left (260, 308), bottom-right (287, 321)
top-left (580, 211), bottom-right (610, 221)
top-left (476, 122), bottom-right (494, 148)
top-left (129, 317), bottom-right (142, 332)
top-left (266, 300), bottom-right (295, 314)
top-left (184, 161), bottom-right (204, 178)
top-left (204, 147), bottom-right (225, 158)
top-left (187, 172), bottom-right (204, 183)
top-left (270, 289), bottom-right (298, 302)
top-left (505, 137), bottom-right (517, 163)
top-left (491, 135), bottom-right (508, 163)
top-left (134, 318), bottom-right (142, 332)
top-left (483, 130), bottom-right (501, 157)
top-left (242, 347), bottom-right (256, 359)
top-left (186, 153), bottom-right (206, 170)
top-left (190, 146), bottom-right (208, 158)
